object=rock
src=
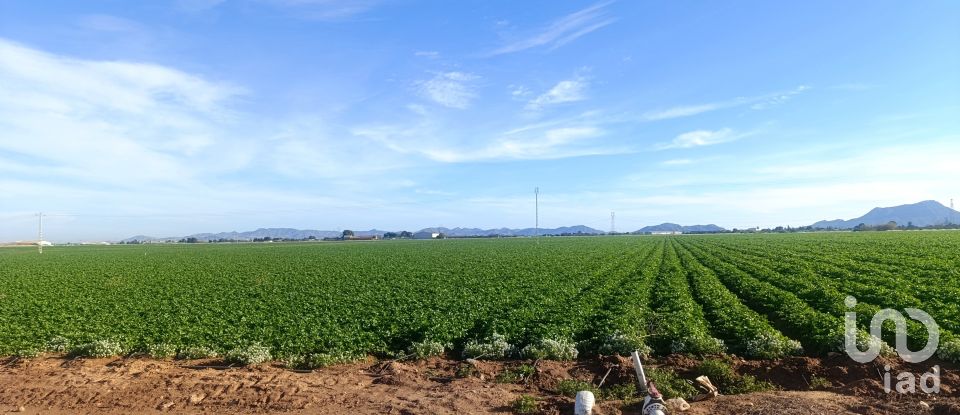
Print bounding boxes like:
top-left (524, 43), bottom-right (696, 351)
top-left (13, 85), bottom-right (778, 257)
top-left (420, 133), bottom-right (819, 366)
top-left (920, 401), bottom-right (930, 409)
top-left (189, 393), bottom-right (206, 405)
top-left (16, 406), bottom-right (25, 412)
top-left (666, 398), bottom-right (690, 411)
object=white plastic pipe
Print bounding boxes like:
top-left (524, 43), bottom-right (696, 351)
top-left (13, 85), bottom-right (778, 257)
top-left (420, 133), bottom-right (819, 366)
top-left (631, 350), bottom-right (647, 392)
top-left (574, 391), bottom-right (595, 415)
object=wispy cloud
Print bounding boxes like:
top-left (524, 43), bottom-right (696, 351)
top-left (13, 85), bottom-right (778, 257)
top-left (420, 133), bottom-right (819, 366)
top-left (76, 14), bottom-right (144, 32)
top-left (415, 71), bottom-right (478, 109)
top-left (0, 37), bottom-right (245, 187)
top-left (255, 0), bottom-right (382, 20)
top-left (750, 85), bottom-right (809, 110)
top-left (656, 128), bottom-right (737, 150)
top-left (661, 158), bottom-right (693, 166)
top-left (640, 86), bottom-right (811, 121)
top-left (526, 76), bottom-right (588, 110)
top-left (486, 2), bottom-right (615, 56)
top-left (414, 50), bottom-right (440, 58)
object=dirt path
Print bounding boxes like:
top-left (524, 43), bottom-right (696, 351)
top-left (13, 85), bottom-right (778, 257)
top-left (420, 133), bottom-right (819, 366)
top-left (0, 355), bottom-right (956, 414)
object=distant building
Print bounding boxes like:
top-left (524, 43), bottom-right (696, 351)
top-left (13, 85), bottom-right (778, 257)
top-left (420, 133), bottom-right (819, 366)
top-left (412, 231), bottom-right (440, 239)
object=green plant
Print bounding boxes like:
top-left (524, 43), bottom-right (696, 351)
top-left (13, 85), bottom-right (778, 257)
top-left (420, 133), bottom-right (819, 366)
top-left (521, 338), bottom-right (578, 360)
top-left (603, 382), bottom-right (637, 401)
top-left (455, 363), bottom-right (478, 378)
top-left (496, 364), bottom-right (535, 384)
top-left (14, 348), bottom-right (41, 358)
top-left (696, 358), bottom-right (775, 394)
top-left (284, 351), bottom-right (362, 370)
top-left (808, 375), bottom-right (832, 390)
top-left (224, 343), bottom-right (272, 365)
top-left (463, 333), bottom-right (515, 360)
top-left (147, 343), bottom-right (177, 359)
top-left (646, 367), bottom-right (697, 399)
top-left (511, 395), bottom-right (538, 414)
top-left (409, 340), bottom-right (449, 359)
top-left (555, 379), bottom-right (598, 398)
top-left (45, 336), bottom-right (70, 353)
top-left (71, 339), bottom-right (123, 358)
top-left (176, 346), bottom-right (218, 360)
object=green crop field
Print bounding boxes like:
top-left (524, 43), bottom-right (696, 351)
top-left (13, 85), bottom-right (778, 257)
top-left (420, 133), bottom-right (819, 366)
top-left (2, 232), bottom-right (959, 364)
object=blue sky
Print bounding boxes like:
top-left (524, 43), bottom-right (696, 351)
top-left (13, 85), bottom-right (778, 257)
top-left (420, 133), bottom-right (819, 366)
top-left (1, 1), bottom-right (958, 241)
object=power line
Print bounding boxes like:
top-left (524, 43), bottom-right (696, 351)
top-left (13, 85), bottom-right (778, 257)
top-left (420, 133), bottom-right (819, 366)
top-left (534, 187), bottom-right (539, 242)
top-left (37, 212), bottom-right (44, 254)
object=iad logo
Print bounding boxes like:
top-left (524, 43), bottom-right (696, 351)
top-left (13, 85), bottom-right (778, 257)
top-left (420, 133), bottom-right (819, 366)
top-left (844, 296), bottom-right (941, 394)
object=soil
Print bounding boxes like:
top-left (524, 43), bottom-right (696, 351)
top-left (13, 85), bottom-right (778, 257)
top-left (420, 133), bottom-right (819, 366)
top-left (0, 354), bottom-right (956, 414)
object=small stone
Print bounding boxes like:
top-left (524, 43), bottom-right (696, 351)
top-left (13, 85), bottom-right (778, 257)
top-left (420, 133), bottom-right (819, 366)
top-left (746, 402), bottom-right (754, 407)
top-left (16, 406), bottom-right (25, 412)
top-left (919, 401), bottom-right (930, 409)
top-left (189, 393), bottom-right (206, 405)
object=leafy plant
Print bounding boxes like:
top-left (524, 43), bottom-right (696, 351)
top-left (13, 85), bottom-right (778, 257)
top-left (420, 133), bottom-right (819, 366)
top-left (555, 379), bottom-right (598, 398)
top-left (147, 343), bottom-right (177, 359)
top-left (225, 343), bottom-right (272, 366)
top-left (176, 346), bottom-right (219, 360)
top-left (696, 358), bottom-right (775, 395)
top-left (511, 395), bottom-right (539, 414)
top-left (463, 333), bottom-right (515, 360)
top-left (646, 367), bottom-right (697, 400)
top-left (496, 364), bottom-right (535, 384)
top-left (71, 340), bottom-right (123, 358)
top-left (520, 338), bottom-right (578, 360)
top-left (408, 340), bottom-right (449, 360)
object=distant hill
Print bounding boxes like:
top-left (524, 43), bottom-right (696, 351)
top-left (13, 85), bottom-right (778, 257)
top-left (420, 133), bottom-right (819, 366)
top-left (635, 223), bottom-right (726, 233)
top-left (811, 200), bottom-right (960, 229)
top-left (122, 225), bottom-right (605, 242)
top-left (417, 225), bottom-right (604, 237)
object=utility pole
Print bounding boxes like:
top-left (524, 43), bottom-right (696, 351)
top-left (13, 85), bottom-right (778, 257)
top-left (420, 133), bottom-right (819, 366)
top-left (610, 211), bottom-right (616, 234)
top-left (37, 212), bottom-right (44, 254)
top-left (534, 187), bottom-right (539, 241)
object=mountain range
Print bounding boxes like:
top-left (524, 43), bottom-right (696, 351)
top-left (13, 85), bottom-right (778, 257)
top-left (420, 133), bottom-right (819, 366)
top-left (635, 223), bottom-right (726, 233)
top-left (811, 200), bottom-right (960, 229)
top-left (123, 223), bottom-right (732, 242)
top-left (120, 200), bottom-right (959, 242)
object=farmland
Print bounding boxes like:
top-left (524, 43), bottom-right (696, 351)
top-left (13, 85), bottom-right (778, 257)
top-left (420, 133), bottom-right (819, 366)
top-left (1, 232), bottom-right (959, 364)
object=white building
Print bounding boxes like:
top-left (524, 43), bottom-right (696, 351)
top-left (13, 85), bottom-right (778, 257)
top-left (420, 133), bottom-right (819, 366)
top-left (412, 231), bottom-right (440, 239)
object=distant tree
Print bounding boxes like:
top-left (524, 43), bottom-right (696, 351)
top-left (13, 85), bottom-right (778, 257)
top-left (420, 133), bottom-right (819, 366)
top-left (307, 235), bottom-right (316, 240)
top-left (436, 232), bottom-right (447, 239)
top-left (399, 231), bottom-right (413, 239)
top-left (853, 223), bottom-right (868, 232)
top-left (342, 230), bottom-right (354, 238)
top-left (881, 221), bottom-right (898, 231)
top-left (383, 232), bottom-right (398, 239)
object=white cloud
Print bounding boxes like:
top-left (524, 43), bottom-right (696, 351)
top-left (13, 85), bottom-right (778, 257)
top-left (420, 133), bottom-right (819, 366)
top-left (641, 103), bottom-right (723, 121)
top-left (77, 14), bottom-right (143, 32)
top-left (661, 158), bottom-right (693, 166)
top-left (486, 2), bottom-right (615, 56)
top-left (415, 71), bottom-right (478, 109)
top-left (640, 86), bottom-right (811, 121)
top-left (657, 128), bottom-right (736, 149)
top-left (526, 77), bottom-right (588, 110)
top-left (509, 84), bottom-right (532, 98)
top-left (0, 37), bottom-right (243, 187)
top-left (414, 50), bottom-right (440, 58)
top-left (255, 0), bottom-right (382, 20)
top-left (750, 85), bottom-right (810, 110)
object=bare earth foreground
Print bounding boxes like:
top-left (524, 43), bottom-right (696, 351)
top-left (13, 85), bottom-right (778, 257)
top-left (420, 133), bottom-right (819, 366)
top-left (2, 355), bottom-right (959, 414)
